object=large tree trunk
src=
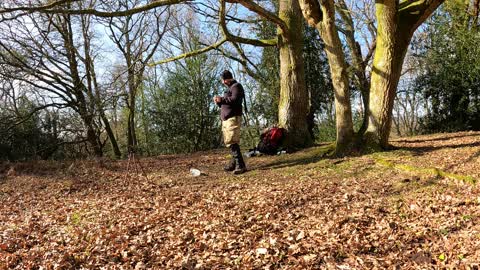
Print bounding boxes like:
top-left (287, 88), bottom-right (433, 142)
top-left (363, 0), bottom-right (445, 150)
top-left (298, 0), bottom-right (443, 153)
top-left (364, 2), bottom-right (412, 149)
top-left (278, 0), bottom-right (312, 149)
top-left (84, 115), bottom-right (103, 157)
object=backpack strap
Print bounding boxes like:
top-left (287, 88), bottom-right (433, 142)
top-left (232, 82), bottom-right (249, 128)
top-left (232, 82), bottom-right (248, 114)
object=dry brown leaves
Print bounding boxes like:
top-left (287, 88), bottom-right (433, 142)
top-left (1, 132), bottom-right (480, 269)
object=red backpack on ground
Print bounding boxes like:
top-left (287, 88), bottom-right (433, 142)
top-left (257, 127), bottom-right (286, 155)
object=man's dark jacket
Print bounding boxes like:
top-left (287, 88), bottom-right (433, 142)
top-left (218, 80), bottom-right (244, 121)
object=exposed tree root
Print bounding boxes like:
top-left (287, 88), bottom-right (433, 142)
top-left (374, 157), bottom-right (477, 185)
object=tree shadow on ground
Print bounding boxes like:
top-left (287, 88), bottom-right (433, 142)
top-left (393, 132), bottom-right (480, 144)
top-left (253, 134), bottom-right (480, 172)
top-left (390, 138), bottom-right (480, 181)
top-left (445, 148), bottom-right (480, 172)
top-left (0, 151), bottom-right (212, 179)
top-left (397, 141), bottom-right (480, 156)
top-left (252, 143), bottom-right (345, 171)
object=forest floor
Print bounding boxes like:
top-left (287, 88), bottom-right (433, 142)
top-left (1, 131), bottom-right (480, 269)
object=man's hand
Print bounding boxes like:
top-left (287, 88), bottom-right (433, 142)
top-left (214, 96), bottom-right (222, 104)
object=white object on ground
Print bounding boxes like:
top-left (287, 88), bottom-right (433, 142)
top-left (190, 168), bottom-right (202, 177)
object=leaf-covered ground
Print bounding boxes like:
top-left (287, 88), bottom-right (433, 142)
top-left (1, 131), bottom-right (480, 269)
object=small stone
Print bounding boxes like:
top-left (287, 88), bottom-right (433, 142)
top-left (135, 262), bottom-right (146, 270)
top-left (296, 231), bottom-right (305, 241)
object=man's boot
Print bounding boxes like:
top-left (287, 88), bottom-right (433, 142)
top-left (231, 144), bottom-right (246, 175)
top-left (224, 145), bottom-right (236, 171)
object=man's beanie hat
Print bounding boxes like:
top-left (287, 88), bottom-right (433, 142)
top-left (220, 70), bottom-right (233, 80)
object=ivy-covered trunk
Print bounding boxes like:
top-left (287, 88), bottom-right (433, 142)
top-left (278, 0), bottom-right (312, 149)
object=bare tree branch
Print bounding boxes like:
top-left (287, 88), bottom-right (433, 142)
top-left (1, 0), bottom-right (79, 13)
top-left (1, 103), bottom-right (68, 134)
top-left (1, 0), bottom-right (190, 17)
top-left (187, 2), bottom-right (262, 24)
top-left (149, 37), bottom-right (228, 66)
top-left (149, 0), bottom-right (278, 66)
top-left (399, 0), bottom-right (446, 30)
top-left (227, 0), bottom-right (288, 33)
top-left (219, 0), bottom-right (277, 47)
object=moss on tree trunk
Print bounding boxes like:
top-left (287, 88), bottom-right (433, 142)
top-left (363, 0), bottom-right (445, 151)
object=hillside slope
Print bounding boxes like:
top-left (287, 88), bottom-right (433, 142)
top-left (1, 131), bottom-right (480, 269)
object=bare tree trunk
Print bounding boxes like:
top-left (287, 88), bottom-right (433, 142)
top-left (299, 0), bottom-right (354, 155)
top-left (299, 0), bottom-right (443, 152)
top-left (102, 111), bottom-right (121, 157)
top-left (336, 0), bottom-right (372, 136)
top-left (317, 0), bottom-right (354, 154)
top-left (278, 0), bottom-right (312, 149)
top-left (140, 87), bottom-right (151, 156)
top-left (127, 85), bottom-right (138, 154)
top-left (125, 25), bottom-right (138, 154)
top-left (80, 14), bottom-right (121, 159)
top-left (393, 103), bottom-right (402, 136)
top-left (107, 6), bottom-right (168, 155)
top-left (61, 13), bottom-right (103, 157)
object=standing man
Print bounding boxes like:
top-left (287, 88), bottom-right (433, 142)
top-left (214, 70), bottom-right (247, 174)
